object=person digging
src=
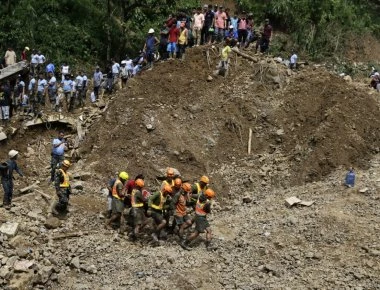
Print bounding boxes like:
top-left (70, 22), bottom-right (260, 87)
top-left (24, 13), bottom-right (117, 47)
top-left (51, 159), bottom-right (72, 216)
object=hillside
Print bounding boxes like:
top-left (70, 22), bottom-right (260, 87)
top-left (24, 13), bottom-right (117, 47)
top-left (0, 46), bottom-right (380, 289)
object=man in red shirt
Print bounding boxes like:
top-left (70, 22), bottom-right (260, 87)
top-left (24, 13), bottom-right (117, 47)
top-left (259, 19), bottom-right (272, 53)
top-left (167, 23), bottom-right (179, 59)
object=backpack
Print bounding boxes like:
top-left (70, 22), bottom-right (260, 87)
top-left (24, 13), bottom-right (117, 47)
top-left (0, 162), bottom-right (9, 178)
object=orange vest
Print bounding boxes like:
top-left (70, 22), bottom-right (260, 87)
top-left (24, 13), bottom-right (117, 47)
top-left (195, 198), bottom-right (208, 216)
top-left (131, 189), bottom-right (144, 208)
top-left (112, 179), bottom-right (123, 200)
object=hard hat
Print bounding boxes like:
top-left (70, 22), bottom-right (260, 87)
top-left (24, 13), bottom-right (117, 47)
top-left (148, 28), bottom-right (155, 34)
top-left (119, 171), bottom-right (129, 180)
top-left (121, 60), bottom-right (127, 65)
top-left (8, 150), bottom-right (19, 158)
top-left (200, 175), bottom-right (209, 184)
top-left (182, 182), bottom-right (191, 193)
top-left (162, 184), bottom-right (173, 194)
top-left (135, 178), bottom-right (144, 188)
top-left (166, 168), bottom-right (175, 176)
top-left (25, 46), bottom-right (30, 51)
top-left (62, 160), bottom-right (71, 167)
top-left (229, 25), bottom-right (234, 29)
top-left (205, 188), bottom-right (215, 198)
top-left (174, 178), bottom-right (182, 188)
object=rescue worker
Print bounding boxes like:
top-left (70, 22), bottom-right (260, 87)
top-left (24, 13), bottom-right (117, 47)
top-left (51, 159), bottom-right (71, 215)
top-left (106, 171), bottom-right (129, 231)
top-left (172, 182), bottom-right (192, 240)
top-left (148, 184), bottom-right (173, 242)
top-left (50, 131), bottom-right (66, 182)
top-left (1, 150), bottom-right (23, 209)
top-left (181, 188), bottom-right (216, 251)
top-left (165, 177), bottom-right (182, 233)
top-left (106, 173), bottom-right (117, 218)
top-left (130, 178), bottom-right (147, 240)
top-left (189, 175), bottom-right (209, 207)
top-left (161, 167), bottom-right (175, 190)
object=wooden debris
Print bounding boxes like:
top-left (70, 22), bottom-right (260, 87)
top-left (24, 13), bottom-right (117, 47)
top-left (231, 47), bottom-right (259, 62)
top-left (18, 181), bottom-right (40, 194)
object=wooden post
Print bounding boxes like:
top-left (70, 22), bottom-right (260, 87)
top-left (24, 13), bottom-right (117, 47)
top-left (248, 128), bottom-right (252, 155)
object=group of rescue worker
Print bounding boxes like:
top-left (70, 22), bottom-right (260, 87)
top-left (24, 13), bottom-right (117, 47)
top-left (105, 167), bottom-right (216, 250)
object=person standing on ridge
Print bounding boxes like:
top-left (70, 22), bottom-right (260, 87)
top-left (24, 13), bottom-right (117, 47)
top-left (1, 150), bottom-right (23, 209)
top-left (143, 28), bottom-right (159, 70)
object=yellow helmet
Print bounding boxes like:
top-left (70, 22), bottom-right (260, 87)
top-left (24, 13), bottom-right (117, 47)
top-left (119, 171), bottom-right (129, 180)
top-left (62, 160), bottom-right (71, 167)
top-left (200, 175), bottom-right (209, 184)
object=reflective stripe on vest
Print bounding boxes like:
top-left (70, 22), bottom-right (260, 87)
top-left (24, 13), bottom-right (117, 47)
top-left (112, 179), bottom-right (123, 200)
top-left (195, 198), bottom-right (208, 216)
top-left (131, 189), bottom-right (144, 208)
top-left (151, 191), bottom-right (166, 210)
top-left (59, 169), bottom-right (70, 188)
top-left (163, 180), bottom-right (174, 187)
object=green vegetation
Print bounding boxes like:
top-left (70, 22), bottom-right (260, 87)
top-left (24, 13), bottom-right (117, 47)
top-left (0, 0), bottom-right (199, 67)
top-left (237, 0), bottom-right (380, 59)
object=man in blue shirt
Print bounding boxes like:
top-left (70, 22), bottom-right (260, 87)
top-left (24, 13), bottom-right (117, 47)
top-left (37, 72), bottom-right (47, 106)
top-left (50, 131), bottom-right (66, 182)
top-left (61, 74), bottom-right (73, 112)
top-left (1, 150), bottom-right (23, 209)
top-left (47, 72), bottom-right (57, 110)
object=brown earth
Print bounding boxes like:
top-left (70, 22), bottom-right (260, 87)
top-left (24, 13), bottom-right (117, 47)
top-left (0, 45), bottom-right (380, 289)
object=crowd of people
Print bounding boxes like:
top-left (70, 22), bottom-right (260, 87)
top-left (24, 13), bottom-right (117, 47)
top-left (48, 130), bottom-right (217, 250)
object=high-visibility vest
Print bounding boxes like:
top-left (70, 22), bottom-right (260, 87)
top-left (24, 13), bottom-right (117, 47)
top-left (195, 182), bottom-right (207, 194)
top-left (195, 198), bottom-right (208, 216)
top-left (151, 191), bottom-right (166, 211)
top-left (131, 189), bottom-right (144, 208)
top-left (112, 179), bottom-right (124, 200)
top-left (59, 169), bottom-right (70, 188)
top-left (162, 179), bottom-right (174, 187)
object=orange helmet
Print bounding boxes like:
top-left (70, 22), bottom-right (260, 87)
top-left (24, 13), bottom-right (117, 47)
top-left (204, 188), bottom-right (215, 199)
top-left (182, 182), bottom-right (191, 193)
top-left (135, 179), bottom-right (144, 188)
top-left (174, 178), bottom-right (182, 188)
top-left (166, 167), bottom-right (175, 177)
top-left (200, 175), bottom-right (209, 184)
top-left (162, 184), bottom-right (173, 194)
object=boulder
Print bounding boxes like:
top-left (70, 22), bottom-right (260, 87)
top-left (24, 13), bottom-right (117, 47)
top-left (71, 256), bottom-right (80, 269)
top-left (44, 217), bottom-right (61, 229)
top-left (8, 271), bottom-right (34, 290)
top-left (0, 222), bottom-right (19, 237)
top-left (14, 260), bottom-right (35, 272)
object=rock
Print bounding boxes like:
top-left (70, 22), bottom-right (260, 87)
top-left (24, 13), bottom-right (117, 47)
top-left (285, 196), bottom-right (301, 207)
top-left (146, 124), bottom-right (155, 131)
top-left (242, 196), bottom-right (253, 204)
top-left (0, 222), bottom-right (19, 237)
top-left (72, 171), bottom-right (92, 181)
top-left (359, 187), bottom-right (369, 193)
top-left (8, 271), bottom-right (35, 290)
top-left (207, 75), bottom-right (213, 82)
top-left (44, 217), bottom-right (61, 229)
top-left (0, 132), bottom-right (7, 141)
top-left (9, 235), bottom-right (31, 249)
top-left (71, 181), bottom-right (84, 190)
top-left (100, 188), bottom-right (108, 196)
top-left (6, 256), bottom-right (18, 267)
top-left (0, 267), bottom-right (11, 279)
top-left (71, 256), bottom-right (80, 269)
top-left (37, 266), bottom-right (54, 284)
top-left (343, 75), bottom-right (352, 82)
top-left (14, 260), bottom-right (35, 272)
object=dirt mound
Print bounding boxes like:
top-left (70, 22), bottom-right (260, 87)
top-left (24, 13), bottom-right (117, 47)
top-left (82, 47), bottom-right (380, 192)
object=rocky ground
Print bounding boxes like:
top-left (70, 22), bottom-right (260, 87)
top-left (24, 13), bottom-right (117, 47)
top-left (0, 45), bottom-right (380, 289)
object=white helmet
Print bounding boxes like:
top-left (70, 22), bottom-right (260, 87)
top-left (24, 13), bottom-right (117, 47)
top-left (121, 60), bottom-right (127, 65)
top-left (148, 28), bottom-right (155, 34)
top-left (9, 150), bottom-right (19, 158)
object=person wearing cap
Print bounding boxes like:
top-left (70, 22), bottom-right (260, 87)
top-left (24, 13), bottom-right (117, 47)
top-left (120, 60), bottom-right (129, 88)
top-left (4, 47), bottom-right (16, 67)
top-left (21, 46), bottom-right (29, 61)
top-left (51, 159), bottom-right (72, 215)
top-left (143, 28), bottom-right (159, 69)
top-left (257, 18), bottom-right (272, 53)
top-left (93, 66), bottom-right (103, 101)
top-left (214, 6), bottom-right (227, 42)
top-left (106, 171), bottom-right (129, 231)
top-left (225, 24), bottom-right (238, 40)
top-left (1, 150), bottom-right (23, 209)
top-left (193, 7), bottom-right (205, 46)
